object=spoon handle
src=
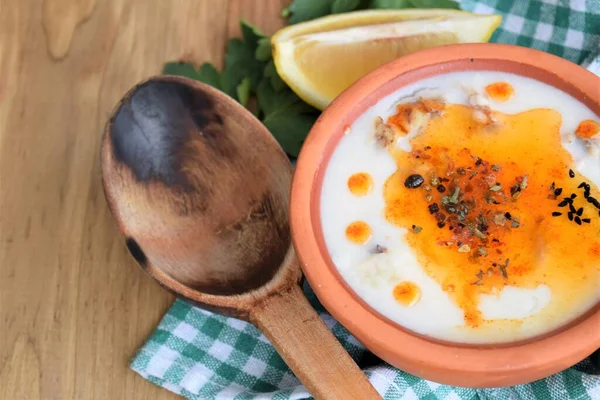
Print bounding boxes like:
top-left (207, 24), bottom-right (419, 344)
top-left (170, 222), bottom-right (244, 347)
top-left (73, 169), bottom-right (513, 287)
top-left (250, 284), bottom-right (382, 400)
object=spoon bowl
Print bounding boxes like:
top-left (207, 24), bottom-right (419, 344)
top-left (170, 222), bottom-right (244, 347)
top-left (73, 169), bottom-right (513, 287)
top-left (102, 76), bottom-right (293, 305)
top-left (101, 76), bottom-right (381, 399)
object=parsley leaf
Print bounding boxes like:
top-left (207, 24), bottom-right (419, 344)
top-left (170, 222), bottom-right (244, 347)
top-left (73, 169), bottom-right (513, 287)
top-left (236, 77), bottom-right (252, 106)
top-left (410, 0), bottom-right (459, 8)
top-left (196, 63), bottom-right (221, 88)
top-left (332, 0), bottom-right (361, 13)
top-left (163, 62), bottom-right (222, 89)
top-left (220, 21), bottom-right (269, 96)
top-left (286, 0), bottom-right (334, 24)
top-left (163, 61), bottom-right (199, 79)
top-left (240, 20), bottom-right (266, 49)
top-left (257, 79), bottom-right (319, 157)
top-left (221, 38), bottom-right (255, 97)
top-left (264, 60), bottom-right (286, 92)
top-left (369, 0), bottom-right (413, 8)
top-left (265, 113), bottom-right (318, 157)
top-left (255, 38), bottom-right (273, 61)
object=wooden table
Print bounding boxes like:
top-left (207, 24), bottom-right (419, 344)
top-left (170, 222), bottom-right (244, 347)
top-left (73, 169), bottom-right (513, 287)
top-left (0, 1), bottom-right (287, 398)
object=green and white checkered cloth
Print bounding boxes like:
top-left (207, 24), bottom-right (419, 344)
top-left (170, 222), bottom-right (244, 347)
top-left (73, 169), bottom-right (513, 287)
top-left (131, 1), bottom-right (600, 399)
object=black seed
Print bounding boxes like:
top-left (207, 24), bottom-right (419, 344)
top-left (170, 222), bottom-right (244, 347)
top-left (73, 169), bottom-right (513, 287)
top-left (492, 238), bottom-right (500, 242)
top-left (584, 191), bottom-right (590, 199)
top-left (475, 158), bottom-right (482, 166)
top-left (551, 212), bottom-right (562, 217)
top-left (578, 182), bottom-right (586, 188)
top-left (588, 197), bottom-right (600, 209)
top-left (570, 193), bottom-right (577, 199)
top-left (558, 200), bottom-right (569, 207)
top-left (405, 174), bottom-right (425, 188)
top-left (457, 241), bottom-right (463, 247)
top-left (504, 212), bottom-right (512, 220)
top-left (435, 212), bottom-right (447, 223)
top-left (574, 216), bottom-right (582, 225)
top-left (568, 212), bottom-right (574, 221)
top-left (550, 182), bottom-right (555, 191)
top-left (554, 188), bottom-right (563, 196)
top-left (437, 221), bottom-right (446, 228)
top-left (582, 218), bottom-right (591, 223)
top-left (569, 169), bottom-right (575, 178)
top-left (569, 203), bottom-right (577, 213)
top-left (576, 207), bottom-right (583, 216)
top-left (437, 184), bottom-right (446, 193)
top-left (428, 203), bottom-right (440, 214)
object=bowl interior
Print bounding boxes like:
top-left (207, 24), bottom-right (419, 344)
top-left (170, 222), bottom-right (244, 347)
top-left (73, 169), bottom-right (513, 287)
top-left (291, 43), bottom-right (600, 387)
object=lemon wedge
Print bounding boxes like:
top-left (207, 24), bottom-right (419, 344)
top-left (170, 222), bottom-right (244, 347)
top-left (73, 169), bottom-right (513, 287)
top-left (272, 9), bottom-right (502, 110)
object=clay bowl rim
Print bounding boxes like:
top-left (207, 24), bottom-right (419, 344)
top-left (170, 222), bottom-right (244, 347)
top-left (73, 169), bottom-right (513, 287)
top-left (290, 43), bottom-right (600, 387)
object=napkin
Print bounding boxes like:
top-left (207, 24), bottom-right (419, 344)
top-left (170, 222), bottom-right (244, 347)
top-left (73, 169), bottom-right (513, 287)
top-left (131, 282), bottom-right (599, 399)
top-left (131, 1), bottom-right (600, 398)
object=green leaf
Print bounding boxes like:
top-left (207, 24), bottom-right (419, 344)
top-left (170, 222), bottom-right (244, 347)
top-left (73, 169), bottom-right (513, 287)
top-left (236, 77), bottom-right (252, 106)
top-left (255, 38), bottom-right (273, 61)
top-left (369, 0), bottom-right (413, 8)
top-left (162, 61), bottom-right (200, 79)
top-left (332, 0), bottom-right (361, 13)
top-left (264, 112), bottom-right (318, 157)
top-left (256, 80), bottom-right (285, 116)
top-left (196, 63), bottom-right (221, 88)
top-left (221, 39), bottom-right (250, 97)
top-left (264, 60), bottom-right (286, 92)
top-left (288, 0), bottom-right (334, 24)
top-left (257, 79), bottom-right (314, 116)
top-left (240, 20), bottom-right (266, 49)
top-left (221, 38), bottom-right (265, 98)
top-left (410, 0), bottom-right (459, 8)
top-left (162, 61), bottom-right (222, 89)
top-left (257, 79), bottom-right (319, 156)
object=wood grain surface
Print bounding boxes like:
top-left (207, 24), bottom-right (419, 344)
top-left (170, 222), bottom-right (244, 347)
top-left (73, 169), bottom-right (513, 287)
top-left (0, 1), bottom-right (289, 398)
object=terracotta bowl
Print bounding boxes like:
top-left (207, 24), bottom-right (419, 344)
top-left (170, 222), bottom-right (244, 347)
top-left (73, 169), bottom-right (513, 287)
top-left (290, 43), bottom-right (600, 388)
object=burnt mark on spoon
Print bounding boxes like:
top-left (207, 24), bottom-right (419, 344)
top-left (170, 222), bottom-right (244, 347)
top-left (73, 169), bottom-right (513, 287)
top-left (125, 237), bottom-right (147, 266)
top-left (109, 80), bottom-right (238, 213)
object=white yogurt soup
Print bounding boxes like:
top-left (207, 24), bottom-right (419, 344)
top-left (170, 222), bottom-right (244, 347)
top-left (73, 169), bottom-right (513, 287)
top-left (320, 70), bottom-right (600, 344)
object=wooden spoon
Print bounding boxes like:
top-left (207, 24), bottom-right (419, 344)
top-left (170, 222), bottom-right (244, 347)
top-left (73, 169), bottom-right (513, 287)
top-left (101, 76), bottom-right (381, 399)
